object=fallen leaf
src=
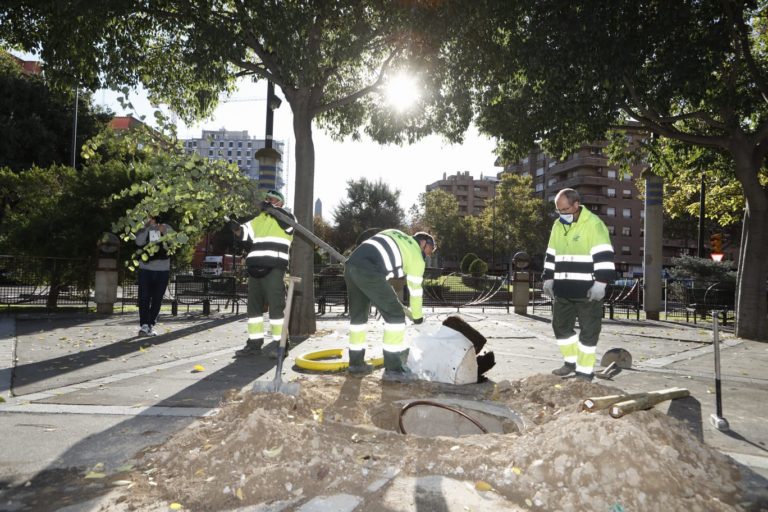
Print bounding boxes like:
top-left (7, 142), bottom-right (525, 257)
top-left (475, 481), bottom-right (493, 491)
top-left (236, 488), bottom-right (244, 500)
top-left (192, 364), bottom-right (205, 373)
top-left (84, 471), bottom-right (106, 479)
top-left (263, 445), bottom-right (283, 458)
top-left (169, 503), bottom-right (183, 510)
top-left (512, 467), bottom-right (522, 475)
top-left (111, 480), bottom-right (132, 486)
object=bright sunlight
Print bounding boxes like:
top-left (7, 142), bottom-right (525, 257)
top-left (384, 72), bottom-right (420, 113)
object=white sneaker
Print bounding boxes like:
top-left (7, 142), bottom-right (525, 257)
top-left (139, 324), bottom-right (151, 336)
top-left (148, 326), bottom-right (158, 336)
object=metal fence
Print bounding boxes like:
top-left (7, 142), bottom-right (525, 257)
top-left (0, 255), bottom-right (91, 310)
top-left (0, 256), bottom-right (741, 325)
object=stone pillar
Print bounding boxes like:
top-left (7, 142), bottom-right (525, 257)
top-left (644, 174), bottom-right (663, 320)
top-left (512, 271), bottom-right (530, 315)
top-left (95, 233), bottom-right (120, 314)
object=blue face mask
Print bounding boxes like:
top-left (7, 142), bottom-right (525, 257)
top-left (559, 213), bottom-right (574, 225)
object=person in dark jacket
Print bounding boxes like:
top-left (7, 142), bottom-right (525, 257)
top-left (135, 215), bottom-right (173, 337)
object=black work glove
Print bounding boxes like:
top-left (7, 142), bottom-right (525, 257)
top-left (412, 317), bottom-right (424, 325)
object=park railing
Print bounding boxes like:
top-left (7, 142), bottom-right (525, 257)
top-left (0, 255), bottom-right (92, 311)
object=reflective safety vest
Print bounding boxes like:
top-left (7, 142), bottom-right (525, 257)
top-left (542, 206), bottom-right (616, 298)
top-left (347, 229), bottom-right (426, 320)
top-left (240, 208), bottom-right (295, 270)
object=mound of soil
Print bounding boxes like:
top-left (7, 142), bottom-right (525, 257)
top-left (120, 374), bottom-right (745, 511)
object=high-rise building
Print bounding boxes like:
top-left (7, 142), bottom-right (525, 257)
top-left (182, 129), bottom-right (285, 193)
top-left (425, 171), bottom-right (497, 216)
top-left (314, 198), bottom-right (323, 217)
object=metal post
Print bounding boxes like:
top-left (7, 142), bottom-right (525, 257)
top-left (265, 81), bottom-right (275, 150)
top-left (71, 87), bottom-right (79, 168)
top-left (698, 173), bottom-right (706, 257)
top-left (709, 310), bottom-right (729, 431)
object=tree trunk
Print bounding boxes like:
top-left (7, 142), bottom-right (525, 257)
top-left (288, 102), bottom-right (318, 336)
top-left (732, 152), bottom-right (768, 341)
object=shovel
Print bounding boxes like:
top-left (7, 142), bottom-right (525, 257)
top-left (596, 348), bottom-right (632, 380)
top-left (252, 276), bottom-right (302, 396)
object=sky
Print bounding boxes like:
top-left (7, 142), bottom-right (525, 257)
top-left (95, 78), bottom-right (502, 221)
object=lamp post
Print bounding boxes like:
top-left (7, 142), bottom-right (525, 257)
top-left (254, 80), bottom-right (283, 191)
top-left (71, 87), bottom-right (79, 168)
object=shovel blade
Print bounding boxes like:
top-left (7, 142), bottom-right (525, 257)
top-left (252, 378), bottom-right (300, 397)
top-left (600, 348), bottom-right (633, 369)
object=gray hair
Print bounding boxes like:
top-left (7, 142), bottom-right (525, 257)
top-left (555, 188), bottom-right (581, 205)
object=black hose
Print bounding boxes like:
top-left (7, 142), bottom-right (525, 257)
top-left (398, 400), bottom-right (488, 435)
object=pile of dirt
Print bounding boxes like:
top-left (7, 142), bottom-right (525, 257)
top-left (120, 374), bottom-right (745, 511)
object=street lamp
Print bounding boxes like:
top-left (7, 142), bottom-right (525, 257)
top-left (254, 80), bottom-right (283, 191)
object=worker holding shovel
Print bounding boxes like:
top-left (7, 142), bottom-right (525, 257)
top-left (344, 230), bottom-right (436, 381)
top-left (228, 190), bottom-right (295, 356)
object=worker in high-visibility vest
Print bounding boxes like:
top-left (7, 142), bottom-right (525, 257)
top-left (542, 188), bottom-right (616, 381)
top-left (229, 190), bottom-right (295, 356)
top-left (344, 229), bottom-right (435, 381)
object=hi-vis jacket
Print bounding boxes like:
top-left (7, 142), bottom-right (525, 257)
top-left (542, 206), bottom-right (616, 298)
top-left (239, 206), bottom-right (295, 270)
top-left (347, 229), bottom-right (426, 320)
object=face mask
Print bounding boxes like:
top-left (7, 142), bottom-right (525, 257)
top-left (559, 213), bottom-right (574, 225)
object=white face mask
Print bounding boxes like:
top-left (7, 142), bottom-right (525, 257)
top-left (559, 213), bottom-right (574, 224)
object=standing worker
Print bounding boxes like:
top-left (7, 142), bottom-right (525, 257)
top-left (542, 188), bottom-right (616, 381)
top-left (344, 229), bottom-right (436, 381)
top-left (135, 215), bottom-right (174, 337)
top-left (229, 190), bottom-right (295, 356)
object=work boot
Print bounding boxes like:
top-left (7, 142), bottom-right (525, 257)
top-left (551, 362), bottom-right (576, 377)
top-left (347, 348), bottom-right (373, 377)
top-left (382, 349), bottom-right (418, 382)
top-left (574, 372), bottom-right (594, 382)
top-left (266, 339), bottom-right (290, 360)
top-left (235, 338), bottom-right (264, 357)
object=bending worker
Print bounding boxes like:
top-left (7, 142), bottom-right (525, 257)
top-left (229, 190), bottom-right (295, 356)
top-left (542, 188), bottom-right (616, 381)
top-left (344, 229), bottom-right (436, 381)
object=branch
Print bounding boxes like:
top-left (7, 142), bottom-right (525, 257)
top-left (622, 79), bottom-right (731, 149)
top-left (724, 0), bottom-right (768, 104)
top-left (313, 48), bottom-right (401, 115)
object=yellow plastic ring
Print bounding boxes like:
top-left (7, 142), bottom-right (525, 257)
top-left (295, 347), bottom-right (384, 372)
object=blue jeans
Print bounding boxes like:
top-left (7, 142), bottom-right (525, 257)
top-left (138, 269), bottom-right (169, 326)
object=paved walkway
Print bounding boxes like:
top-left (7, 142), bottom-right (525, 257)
top-left (0, 308), bottom-right (766, 511)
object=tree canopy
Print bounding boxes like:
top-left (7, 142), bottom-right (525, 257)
top-left (331, 177), bottom-right (405, 252)
top-left (456, 0), bottom-right (768, 339)
top-left (0, 0), bottom-right (477, 334)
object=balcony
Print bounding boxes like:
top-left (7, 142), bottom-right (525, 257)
top-left (549, 156), bottom-right (608, 175)
top-left (555, 175), bottom-right (616, 189)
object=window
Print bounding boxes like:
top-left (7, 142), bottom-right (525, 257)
top-left (640, 228), bottom-right (645, 236)
top-left (621, 246), bottom-right (631, 255)
top-left (622, 173), bottom-right (631, 181)
top-left (548, 160), bottom-right (557, 168)
top-left (606, 188), bottom-right (616, 198)
top-left (227, 150), bottom-right (232, 156)
top-left (591, 147), bottom-right (603, 155)
top-left (238, 141), bottom-right (242, 148)
top-left (621, 226), bottom-right (631, 236)
top-left (607, 225), bottom-right (616, 235)
top-left (208, 149), bottom-right (213, 156)
top-left (607, 207), bottom-right (616, 217)
top-left (622, 208), bottom-right (632, 218)
top-left (228, 141), bottom-right (234, 148)
top-left (623, 189), bottom-right (632, 198)
top-left (247, 142), bottom-right (252, 148)
top-left (536, 167), bottom-right (544, 176)
top-left (535, 183), bottom-right (544, 192)
top-left (607, 169), bottom-right (617, 179)
top-left (219, 141), bottom-right (224, 148)
top-left (640, 209), bottom-right (645, 219)
top-left (237, 150), bottom-right (242, 156)
top-left (246, 159), bottom-right (251, 167)
top-left (548, 178), bottom-right (557, 186)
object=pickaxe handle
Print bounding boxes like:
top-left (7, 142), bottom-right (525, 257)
top-left (264, 204), bottom-right (348, 263)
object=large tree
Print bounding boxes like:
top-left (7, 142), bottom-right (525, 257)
top-left (0, 51), bottom-right (110, 172)
top-left (461, 1), bottom-right (768, 340)
top-left (411, 189), bottom-right (467, 268)
top-left (0, 1), bottom-right (472, 334)
top-left (331, 177), bottom-right (405, 252)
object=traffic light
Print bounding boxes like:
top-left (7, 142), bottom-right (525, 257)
top-left (710, 233), bottom-right (723, 254)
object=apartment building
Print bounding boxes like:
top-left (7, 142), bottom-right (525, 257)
top-left (183, 129), bottom-right (285, 193)
top-left (425, 171), bottom-right (497, 216)
top-left (500, 143), bottom-right (652, 277)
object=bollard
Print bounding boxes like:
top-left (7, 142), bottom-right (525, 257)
top-left (203, 299), bottom-right (211, 315)
top-left (709, 310), bottom-right (729, 431)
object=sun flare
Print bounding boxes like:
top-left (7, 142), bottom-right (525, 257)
top-left (384, 72), bottom-right (420, 112)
